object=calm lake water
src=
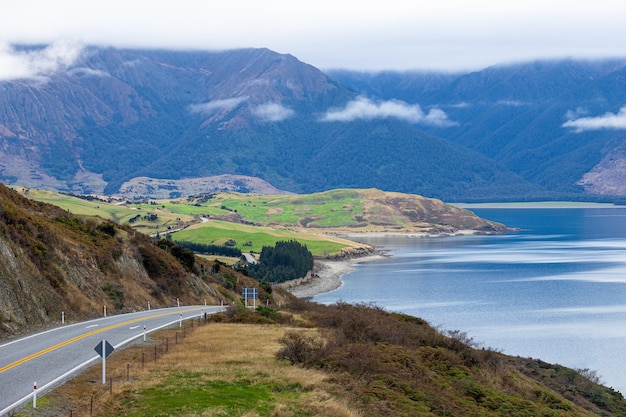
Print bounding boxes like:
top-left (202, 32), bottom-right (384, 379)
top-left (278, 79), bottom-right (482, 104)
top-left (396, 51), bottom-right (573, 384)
top-left (313, 207), bottom-right (626, 393)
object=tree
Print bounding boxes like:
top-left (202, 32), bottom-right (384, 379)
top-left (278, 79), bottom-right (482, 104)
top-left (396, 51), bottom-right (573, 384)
top-left (247, 240), bottom-right (314, 283)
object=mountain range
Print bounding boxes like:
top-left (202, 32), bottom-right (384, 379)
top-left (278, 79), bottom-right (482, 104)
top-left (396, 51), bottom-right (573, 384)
top-left (2, 45), bottom-right (626, 202)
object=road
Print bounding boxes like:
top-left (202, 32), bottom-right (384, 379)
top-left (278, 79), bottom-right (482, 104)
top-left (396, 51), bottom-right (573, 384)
top-left (0, 305), bottom-right (221, 415)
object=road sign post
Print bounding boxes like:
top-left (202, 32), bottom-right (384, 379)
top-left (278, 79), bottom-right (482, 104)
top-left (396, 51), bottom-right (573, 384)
top-left (94, 339), bottom-right (115, 384)
top-left (242, 288), bottom-right (258, 309)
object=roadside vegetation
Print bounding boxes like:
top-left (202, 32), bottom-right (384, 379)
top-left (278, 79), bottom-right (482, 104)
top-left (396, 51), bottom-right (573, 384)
top-left (23, 300), bottom-right (626, 417)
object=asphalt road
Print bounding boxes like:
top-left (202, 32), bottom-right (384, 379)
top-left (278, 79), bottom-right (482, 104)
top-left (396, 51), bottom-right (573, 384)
top-left (0, 305), bottom-right (222, 415)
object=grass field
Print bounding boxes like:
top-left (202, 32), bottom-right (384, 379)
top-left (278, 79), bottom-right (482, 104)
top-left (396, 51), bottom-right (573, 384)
top-left (23, 187), bottom-right (508, 258)
top-left (172, 220), bottom-right (358, 257)
top-left (131, 189), bottom-right (365, 228)
top-left (212, 189), bottom-right (365, 227)
top-left (18, 188), bottom-right (194, 235)
top-left (19, 188), bottom-right (372, 256)
top-left (25, 322), bottom-right (359, 417)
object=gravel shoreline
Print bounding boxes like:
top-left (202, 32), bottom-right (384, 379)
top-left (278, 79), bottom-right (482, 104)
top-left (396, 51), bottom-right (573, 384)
top-left (281, 255), bottom-right (387, 298)
top-left (280, 230), bottom-right (495, 298)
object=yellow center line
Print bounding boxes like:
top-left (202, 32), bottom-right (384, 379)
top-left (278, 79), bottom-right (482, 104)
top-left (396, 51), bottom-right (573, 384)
top-left (0, 308), bottom-right (202, 374)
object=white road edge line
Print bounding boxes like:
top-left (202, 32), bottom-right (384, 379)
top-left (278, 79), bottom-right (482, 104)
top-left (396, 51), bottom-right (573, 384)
top-left (0, 312), bottom-right (205, 416)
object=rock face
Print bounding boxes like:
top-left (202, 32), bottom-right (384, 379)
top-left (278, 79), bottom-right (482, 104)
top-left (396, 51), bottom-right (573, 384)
top-left (577, 147), bottom-right (626, 196)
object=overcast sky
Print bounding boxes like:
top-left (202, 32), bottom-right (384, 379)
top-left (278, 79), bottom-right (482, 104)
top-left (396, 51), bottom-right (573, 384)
top-left (1, 0), bottom-right (626, 71)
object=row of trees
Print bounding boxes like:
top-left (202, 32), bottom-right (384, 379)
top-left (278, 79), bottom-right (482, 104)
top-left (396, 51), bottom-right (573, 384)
top-left (247, 240), bottom-right (314, 283)
top-left (175, 240), bottom-right (242, 258)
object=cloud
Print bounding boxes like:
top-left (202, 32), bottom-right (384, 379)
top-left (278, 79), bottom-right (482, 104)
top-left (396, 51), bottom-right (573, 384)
top-left (252, 103), bottom-right (294, 122)
top-left (320, 97), bottom-right (456, 126)
top-left (497, 100), bottom-right (527, 106)
top-left (69, 67), bottom-right (109, 77)
top-left (0, 41), bottom-right (82, 81)
top-left (188, 97), bottom-right (247, 114)
top-left (563, 106), bottom-right (626, 132)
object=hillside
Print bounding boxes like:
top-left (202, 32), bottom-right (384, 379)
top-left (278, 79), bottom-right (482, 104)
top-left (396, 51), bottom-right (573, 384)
top-left (177, 188), bottom-right (508, 234)
top-left (0, 183), bottom-right (273, 337)
top-left (35, 302), bottom-right (626, 417)
top-left (18, 187), bottom-right (508, 260)
top-left (0, 45), bottom-right (542, 202)
top-left (328, 59), bottom-right (626, 202)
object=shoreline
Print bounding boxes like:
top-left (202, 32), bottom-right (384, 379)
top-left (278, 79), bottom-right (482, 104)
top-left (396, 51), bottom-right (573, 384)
top-left (280, 229), bottom-right (505, 299)
top-left (278, 254), bottom-right (388, 299)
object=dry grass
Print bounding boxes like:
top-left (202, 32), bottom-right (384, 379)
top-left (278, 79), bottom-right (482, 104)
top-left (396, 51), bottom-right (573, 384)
top-left (26, 322), bottom-right (361, 417)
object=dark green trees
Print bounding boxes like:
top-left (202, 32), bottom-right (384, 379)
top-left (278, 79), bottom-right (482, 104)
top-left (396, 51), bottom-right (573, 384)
top-left (248, 240), bottom-right (314, 283)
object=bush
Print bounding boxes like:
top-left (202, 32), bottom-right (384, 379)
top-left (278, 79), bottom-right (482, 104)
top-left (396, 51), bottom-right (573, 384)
top-left (96, 221), bottom-right (116, 237)
top-left (276, 330), bottom-right (327, 365)
top-left (256, 305), bottom-right (279, 321)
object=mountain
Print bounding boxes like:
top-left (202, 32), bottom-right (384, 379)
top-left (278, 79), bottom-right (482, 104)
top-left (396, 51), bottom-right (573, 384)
top-left (2, 45), bottom-right (626, 202)
top-left (0, 46), bottom-right (540, 202)
top-left (328, 59), bottom-right (626, 201)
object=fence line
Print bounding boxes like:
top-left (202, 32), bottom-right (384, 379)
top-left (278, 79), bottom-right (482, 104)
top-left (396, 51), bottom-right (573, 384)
top-left (61, 315), bottom-right (209, 416)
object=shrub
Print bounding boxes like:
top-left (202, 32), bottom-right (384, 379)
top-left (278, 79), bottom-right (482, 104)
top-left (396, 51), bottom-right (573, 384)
top-left (276, 330), bottom-right (327, 365)
top-left (103, 282), bottom-right (125, 309)
top-left (96, 221), bottom-right (116, 237)
top-left (256, 305), bottom-right (279, 321)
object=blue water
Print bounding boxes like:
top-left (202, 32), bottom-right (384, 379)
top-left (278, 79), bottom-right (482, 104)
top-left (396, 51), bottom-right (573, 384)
top-left (313, 208), bottom-right (626, 393)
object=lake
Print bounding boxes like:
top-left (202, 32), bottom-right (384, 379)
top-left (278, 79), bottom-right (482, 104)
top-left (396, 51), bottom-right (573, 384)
top-left (312, 207), bottom-right (626, 393)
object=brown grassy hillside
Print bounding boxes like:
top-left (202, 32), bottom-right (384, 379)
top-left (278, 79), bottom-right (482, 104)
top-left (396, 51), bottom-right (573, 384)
top-left (39, 301), bottom-right (626, 417)
top-left (0, 183), bottom-right (264, 337)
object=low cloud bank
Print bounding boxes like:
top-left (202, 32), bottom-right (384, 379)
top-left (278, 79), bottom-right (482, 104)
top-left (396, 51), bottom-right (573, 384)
top-left (252, 103), bottom-right (294, 121)
top-left (563, 106), bottom-right (626, 132)
top-left (188, 97), bottom-right (247, 114)
top-left (321, 97), bottom-right (455, 126)
top-left (189, 98), bottom-right (294, 122)
top-left (0, 41), bottom-right (82, 81)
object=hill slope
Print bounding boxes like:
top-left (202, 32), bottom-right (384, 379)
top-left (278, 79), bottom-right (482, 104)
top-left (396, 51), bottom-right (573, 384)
top-left (328, 59), bottom-right (626, 201)
top-left (0, 46), bottom-right (540, 201)
top-left (0, 183), bottom-right (234, 337)
top-left (178, 188), bottom-right (508, 234)
top-left (42, 302), bottom-right (626, 417)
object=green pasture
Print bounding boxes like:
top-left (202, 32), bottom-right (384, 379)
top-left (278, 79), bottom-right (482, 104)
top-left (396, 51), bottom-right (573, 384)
top-left (19, 188), bottom-right (366, 256)
top-left (22, 189), bottom-right (193, 232)
top-left (144, 189), bottom-right (366, 228)
top-left (222, 193), bottom-right (364, 227)
top-left (24, 189), bottom-right (124, 220)
top-left (171, 220), bottom-right (349, 257)
top-left (131, 201), bottom-right (219, 216)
